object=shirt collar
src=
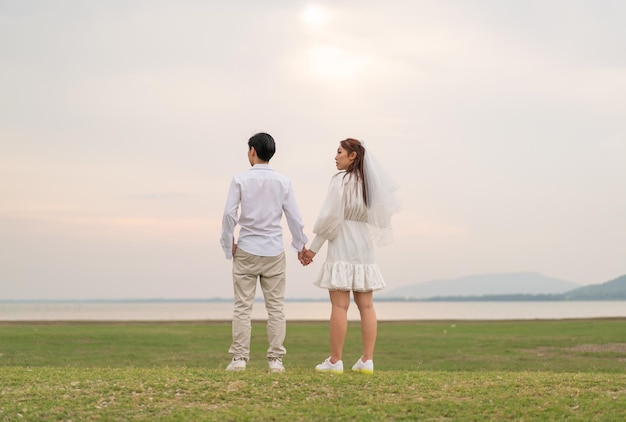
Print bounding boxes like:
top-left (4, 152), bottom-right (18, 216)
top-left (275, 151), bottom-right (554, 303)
top-left (250, 164), bottom-right (272, 170)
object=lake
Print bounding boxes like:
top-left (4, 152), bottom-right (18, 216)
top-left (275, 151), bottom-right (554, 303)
top-left (1, 301), bottom-right (625, 321)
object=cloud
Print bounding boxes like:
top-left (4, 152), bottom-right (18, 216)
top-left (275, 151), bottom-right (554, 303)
top-left (394, 213), bottom-right (467, 237)
top-left (125, 193), bottom-right (193, 200)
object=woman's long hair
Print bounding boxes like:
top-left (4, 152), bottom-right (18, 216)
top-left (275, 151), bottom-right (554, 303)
top-left (340, 138), bottom-right (368, 206)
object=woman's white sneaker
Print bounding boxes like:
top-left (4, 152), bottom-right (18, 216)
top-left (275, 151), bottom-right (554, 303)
top-left (315, 357), bottom-right (343, 373)
top-left (351, 357), bottom-right (374, 374)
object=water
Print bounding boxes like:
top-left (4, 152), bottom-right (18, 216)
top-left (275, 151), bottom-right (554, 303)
top-left (1, 301), bottom-right (625, 321)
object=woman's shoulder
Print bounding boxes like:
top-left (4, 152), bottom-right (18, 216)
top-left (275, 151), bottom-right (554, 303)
top-left (332, 171), bottom-right (357, 181)
top-left (330, 171), bottom-right (354, 186)
top-left (323, 172), bottom-right (345, 194)
top-left (328, 172), bottom-right (344, 183)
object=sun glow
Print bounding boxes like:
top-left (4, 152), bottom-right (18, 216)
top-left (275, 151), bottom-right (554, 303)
top-left (296, 4), bottom-right (375, 83)
top-left (301, 4), bottom-right (329, 26)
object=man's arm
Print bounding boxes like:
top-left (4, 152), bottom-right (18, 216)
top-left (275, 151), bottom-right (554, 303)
top-left (220, 178), bottom-right (240, 259)
top-left (283, 180), bottom-right (308, 252)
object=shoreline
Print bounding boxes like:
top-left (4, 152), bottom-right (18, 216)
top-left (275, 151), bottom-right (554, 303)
top-left (4, 301), bottom-right (626, 322)
top-left (2, 316), bottom-right (626, 326)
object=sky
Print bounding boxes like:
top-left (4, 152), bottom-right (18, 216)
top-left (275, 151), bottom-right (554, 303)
top-left (1, 0), bottom-right (625, 300)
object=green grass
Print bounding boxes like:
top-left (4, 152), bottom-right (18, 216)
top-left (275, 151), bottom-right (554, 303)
top-left (1, 320), bottom-right (625, 420)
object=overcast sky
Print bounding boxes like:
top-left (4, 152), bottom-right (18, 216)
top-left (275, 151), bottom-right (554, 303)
top-left (1, 0), bottom-right (625, 300)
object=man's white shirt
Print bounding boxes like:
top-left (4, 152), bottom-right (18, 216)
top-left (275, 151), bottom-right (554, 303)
top-left (220, 164), bottom-right (308, 259)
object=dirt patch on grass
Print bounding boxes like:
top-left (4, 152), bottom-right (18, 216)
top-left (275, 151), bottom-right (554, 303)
top-left (567, 343), bottom-right (626, 353)
top-left (530, 343), bottom-right (626, 358)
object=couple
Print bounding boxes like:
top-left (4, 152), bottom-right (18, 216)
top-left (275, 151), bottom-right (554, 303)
top-left (220, 133), bottom-right (399, 374)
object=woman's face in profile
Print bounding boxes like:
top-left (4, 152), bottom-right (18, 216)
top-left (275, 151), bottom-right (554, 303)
top-left (335, 145), bottom-right (355, 171)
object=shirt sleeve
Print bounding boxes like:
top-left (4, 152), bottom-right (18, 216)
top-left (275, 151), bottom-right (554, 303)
top-left (220, 177), bottom-right (240, 259)
top-left (310, 174), bottom-right (344, 253)
top-left (283, 180), bottom-right (309, 253)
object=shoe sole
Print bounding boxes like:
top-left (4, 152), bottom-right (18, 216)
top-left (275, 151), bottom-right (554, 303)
top-left (351, 368), bottom-right (374, 374)
top-left (315, 369), bottom-right (344, 374)
top-left (269, 368), bottom-right (285, 373)
top-left (226, 367), bottom-right (246, 371)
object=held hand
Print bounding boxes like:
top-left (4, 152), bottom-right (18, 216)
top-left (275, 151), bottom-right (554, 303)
top-left (298, 247), bottom-right (315, 266)
top-left (297, 247), bottom-right (307, 266)
top-left (300, 248), bottom-right (316, 266)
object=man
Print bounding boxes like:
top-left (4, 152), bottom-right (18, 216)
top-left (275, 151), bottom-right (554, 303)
top-left (220, 132), bottom-right (308, 373)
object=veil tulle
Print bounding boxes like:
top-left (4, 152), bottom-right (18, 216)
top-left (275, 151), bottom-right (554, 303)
top-left (363, 144), bottom-right (402, 246)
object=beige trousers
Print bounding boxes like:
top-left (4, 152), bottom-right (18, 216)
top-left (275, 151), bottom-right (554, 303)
top-left (229, 249), bottom-right (287, 361)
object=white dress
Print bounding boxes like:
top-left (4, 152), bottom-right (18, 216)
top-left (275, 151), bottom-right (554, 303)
top-left (309, 172), bottom-right (386, 292)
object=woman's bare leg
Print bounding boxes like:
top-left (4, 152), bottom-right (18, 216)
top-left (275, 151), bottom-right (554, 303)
top-left (329, 290), bottom-right (350, 363)
top-left (353, 291), bottom-right (377, 361)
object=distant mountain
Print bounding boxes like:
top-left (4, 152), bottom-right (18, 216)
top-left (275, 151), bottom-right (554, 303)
top-left (379, 272), bottom-right (580, 299)
top-left (563, 274), bottom-right (626, 300)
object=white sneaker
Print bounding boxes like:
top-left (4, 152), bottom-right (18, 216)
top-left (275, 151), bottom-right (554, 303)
top-left (315, 357), bottom-right (343, 374)
top-left (226, 357), bottom-right (246, 371)
top-left (268, 358), bottom-right (285, 373)
top-left (351, 357), bottom-right (374, 374)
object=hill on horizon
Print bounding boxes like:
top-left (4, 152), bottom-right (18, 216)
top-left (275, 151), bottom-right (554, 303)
top-left (380, 272), bottom-right (580, 299)
top-left (563, 274), bottom-right (626, 300)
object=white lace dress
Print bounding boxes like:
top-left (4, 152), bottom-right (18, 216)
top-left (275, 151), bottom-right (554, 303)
top-left (309, 172), bottom-right (386, 292)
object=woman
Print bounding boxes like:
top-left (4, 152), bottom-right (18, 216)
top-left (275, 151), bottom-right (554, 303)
top-left (303, 138), bottom-right (400, 374)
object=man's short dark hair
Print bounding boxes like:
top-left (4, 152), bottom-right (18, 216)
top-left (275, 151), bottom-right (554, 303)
top-left (248, 132), bottom-right (276, 162)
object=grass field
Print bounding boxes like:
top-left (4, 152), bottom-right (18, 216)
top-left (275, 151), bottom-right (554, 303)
top-left (1, 319), bottom-right (625, 420)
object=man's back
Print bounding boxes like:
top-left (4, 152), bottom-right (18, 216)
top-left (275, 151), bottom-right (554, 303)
top-left (235, 165), bottom-right (291, 256)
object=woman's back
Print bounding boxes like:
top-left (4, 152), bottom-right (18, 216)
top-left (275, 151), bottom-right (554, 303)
top-left (341, 173), bottom-right (368, 223)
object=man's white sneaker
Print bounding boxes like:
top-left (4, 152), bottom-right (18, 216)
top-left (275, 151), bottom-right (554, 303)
top-left (268, 358), bottom-right (285, 373)
top-left (226, 357), bottom-right (247, 371)
top-left (351, 357), bottom-right (374, 374)
top-left (315, 357), bottom-right (343, 374)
